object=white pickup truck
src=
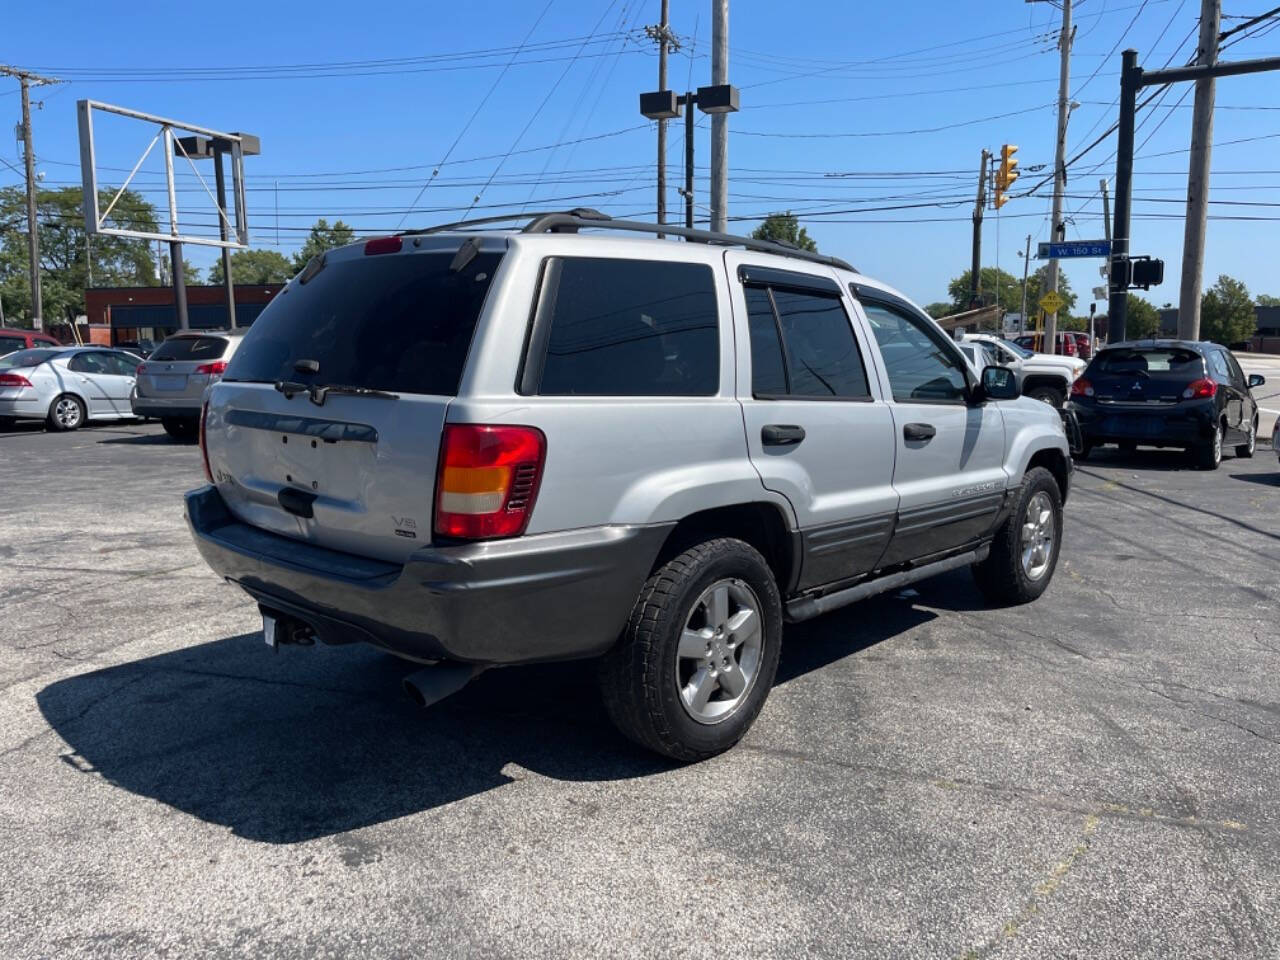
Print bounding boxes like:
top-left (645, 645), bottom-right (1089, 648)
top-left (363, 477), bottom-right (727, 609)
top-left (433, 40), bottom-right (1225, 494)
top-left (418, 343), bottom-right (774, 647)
top-left (960, 333), bottom-right (1086, 407)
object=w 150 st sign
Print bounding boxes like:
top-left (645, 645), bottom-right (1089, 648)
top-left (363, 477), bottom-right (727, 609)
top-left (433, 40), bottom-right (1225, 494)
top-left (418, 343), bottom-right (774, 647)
top-left (1037, 240), bottom-right (1111, 259)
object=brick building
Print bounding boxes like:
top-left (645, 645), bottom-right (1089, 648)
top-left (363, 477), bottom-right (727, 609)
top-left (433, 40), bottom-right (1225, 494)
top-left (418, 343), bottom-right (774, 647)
top-left (82, 284), bottom-right (283, 347)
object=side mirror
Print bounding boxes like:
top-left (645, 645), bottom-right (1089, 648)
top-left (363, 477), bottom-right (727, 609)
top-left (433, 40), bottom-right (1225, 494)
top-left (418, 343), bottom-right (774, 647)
top-left (980, 364), bottom-right (1020, 401)
top-left (1248, 373), bottom-right (1265, 389)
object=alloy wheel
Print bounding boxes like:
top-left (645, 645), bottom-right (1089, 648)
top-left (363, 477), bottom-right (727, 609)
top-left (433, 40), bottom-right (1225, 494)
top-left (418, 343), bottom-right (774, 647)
top-left (55, 397), bottom-right (82, 429)
top-left (675, 578), bottom-right (764, 725)
top-left (1020, 490), bottom-right (1056, 581)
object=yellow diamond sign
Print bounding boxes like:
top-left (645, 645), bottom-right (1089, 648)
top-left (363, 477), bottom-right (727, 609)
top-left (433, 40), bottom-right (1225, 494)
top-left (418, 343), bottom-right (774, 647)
top-left (1038, 291), bottom-right (1065, 315)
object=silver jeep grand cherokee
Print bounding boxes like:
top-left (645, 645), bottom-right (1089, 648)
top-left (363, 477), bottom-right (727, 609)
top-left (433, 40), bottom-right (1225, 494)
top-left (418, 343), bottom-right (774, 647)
top-left (187, 209), bottom-right (1071, 760)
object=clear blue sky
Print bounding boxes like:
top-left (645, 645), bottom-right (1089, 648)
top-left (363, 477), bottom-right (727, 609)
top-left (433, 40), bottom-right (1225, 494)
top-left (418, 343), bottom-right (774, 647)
top-left (3, 0), bottom-right (1279, 310)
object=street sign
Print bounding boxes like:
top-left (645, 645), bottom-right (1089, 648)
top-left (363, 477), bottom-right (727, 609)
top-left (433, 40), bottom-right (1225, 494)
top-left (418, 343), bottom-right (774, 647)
top-left (1036, 240), bottom-right (1111, 259)
top-left (1038, 291), bottom-right (1066, 314)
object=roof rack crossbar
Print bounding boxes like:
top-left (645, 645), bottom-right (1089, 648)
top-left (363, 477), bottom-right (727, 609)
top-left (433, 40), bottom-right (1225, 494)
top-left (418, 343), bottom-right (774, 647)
top-left (521, 213), bottom-right (855, 272)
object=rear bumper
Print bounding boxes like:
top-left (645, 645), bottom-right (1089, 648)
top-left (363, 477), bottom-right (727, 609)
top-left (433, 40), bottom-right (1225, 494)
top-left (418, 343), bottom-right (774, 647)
top-left (0, 396), bottom-right (46, 419)
top-left (1068, 400), bottom-right (1215, 446)
top-left (185, 485), bottom-right (672, 666)
top-left (131, 395), bottom-right (201, 419)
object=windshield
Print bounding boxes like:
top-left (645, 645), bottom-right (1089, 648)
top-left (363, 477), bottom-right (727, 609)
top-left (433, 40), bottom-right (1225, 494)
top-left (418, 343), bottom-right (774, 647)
top-left (150, 336), bottom-right (230, 362)
top-left (0, 348), bottom-right (60, 369)
top-left (224, 249), bottom-right (502, 396)
top-left (1093, 348), bottom-right (1203, 378)
top-left (999, 338), bottom-right (1034, 358)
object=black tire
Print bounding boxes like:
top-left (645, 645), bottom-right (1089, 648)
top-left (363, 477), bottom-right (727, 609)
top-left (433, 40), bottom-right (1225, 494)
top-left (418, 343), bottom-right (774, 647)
top-left (46, 394), bottom-right (85, 432)
top-left (1027, 385), bottom-right (1064, 408)
top-left (1074, 441), bottom-right (1092, 461)
top-left (971, 466), bottom-right (1063, 606)
top-left (161, 417), bottom-right (198, 441)
top-left (1235, 418), bottom-right (1257, 459)
top-left (1194, 419), bottom-right (1224, 470)
top-left (1118, 440), bottom-right (1138, 454)
top-left (599, 538), bottom-right (783, 762)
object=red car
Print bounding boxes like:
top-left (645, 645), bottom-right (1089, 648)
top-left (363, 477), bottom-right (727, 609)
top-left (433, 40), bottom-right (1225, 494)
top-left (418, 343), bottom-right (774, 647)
top-left (0, 328), bottom-right (59, 357)
top-left (1013, 331), bottom-right (1091, 359)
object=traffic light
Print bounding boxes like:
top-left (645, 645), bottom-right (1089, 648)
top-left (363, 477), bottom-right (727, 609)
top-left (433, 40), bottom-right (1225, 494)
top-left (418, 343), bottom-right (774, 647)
top-left (994, 144), bottom-right (1019, 209)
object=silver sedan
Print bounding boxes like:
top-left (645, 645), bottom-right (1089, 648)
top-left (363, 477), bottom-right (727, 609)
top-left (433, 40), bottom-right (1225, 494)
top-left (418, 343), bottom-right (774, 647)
top-left (0, 347), bottom-right (142, 431)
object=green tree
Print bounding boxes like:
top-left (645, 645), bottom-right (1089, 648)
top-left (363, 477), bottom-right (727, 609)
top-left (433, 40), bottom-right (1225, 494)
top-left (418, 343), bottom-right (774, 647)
top-left (1200, 274), bottom-right (1256, 345)
top-left (1023, 266), bottom-right (1078, 325)
top-left (946, 267), bottom-right (1022, 313)
top-left (750, 212), bottom-right (817, 252)
top-left (1125, 294), bottom-right (1161, 339)
top-left (209, 248), bottom-right (295, 285)
top-left (923, 302), bottom-right (952, 320)
top-left (0, 186), bottom-right (159, 324)
top-left (291, 218), bottom-right (356, 272)
top-left (1255, 293), bottom-right (1280, 307)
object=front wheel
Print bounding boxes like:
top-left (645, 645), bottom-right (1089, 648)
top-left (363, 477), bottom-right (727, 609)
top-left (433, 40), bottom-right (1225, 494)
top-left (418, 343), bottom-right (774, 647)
top-left (1235, 418), bottom-right (1257, 459)
top-left (1027, 385), bottom-right (1064, 408)
top-left (971, 466), bottom-right (1063, 606)
top-left (599, 538), bottom-right (782, 762)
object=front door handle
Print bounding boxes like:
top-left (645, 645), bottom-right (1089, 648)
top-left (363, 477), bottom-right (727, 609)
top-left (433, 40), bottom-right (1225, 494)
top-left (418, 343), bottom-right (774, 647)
top-left (762, 424), bottom-right (806, 447)
top-left (903, 422), bottom-right (936, 442)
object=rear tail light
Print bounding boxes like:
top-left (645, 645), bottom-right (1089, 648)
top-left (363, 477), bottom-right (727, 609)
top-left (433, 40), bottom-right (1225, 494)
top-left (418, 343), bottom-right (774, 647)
top-left (0, 373), bottom-right (33, 388)
top-left (1070, 377), bottom-right (1094, 397)
top-left (194, 361), bottom-right (228, 376)
top-left (1183, 377), bottom-right (1217, 399)
top-left (199, 401), bottom-right (213, 483)
top-left (364, 236), bottom-right (403, 256)
top-left (434, 424), bottom-right (546, 540)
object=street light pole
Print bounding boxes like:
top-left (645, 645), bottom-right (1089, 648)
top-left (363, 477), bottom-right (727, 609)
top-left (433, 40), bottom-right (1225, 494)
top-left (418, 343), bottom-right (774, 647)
top-left (212, 144), bottom-right (237, 328)
top-left (683, 92), bottom-right (695, 228)
top-left (639, 84), bottom-right (739, 233)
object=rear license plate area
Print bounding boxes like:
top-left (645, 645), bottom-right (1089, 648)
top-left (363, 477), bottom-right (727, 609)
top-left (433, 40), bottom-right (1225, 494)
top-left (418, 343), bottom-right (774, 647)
top-left (154, 375), bottom-right (187, 391)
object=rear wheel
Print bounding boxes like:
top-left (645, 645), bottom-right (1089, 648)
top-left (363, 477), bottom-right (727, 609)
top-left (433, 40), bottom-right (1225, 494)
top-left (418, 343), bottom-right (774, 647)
top-left (1194, 420), bottom-right (1224, 470)
top-left (46, 394), bottom-right (85, 432)
top-left (972, 466), bottom-right (1063, 606)
top-left (1118, 440), bottom-right (1138, 454)
top-left (161, 417), bottom-right (198, 441)
top-left (1235, 418), bottom-right (1257, 459)
top-left (599, 538), bottom-right (782, 762)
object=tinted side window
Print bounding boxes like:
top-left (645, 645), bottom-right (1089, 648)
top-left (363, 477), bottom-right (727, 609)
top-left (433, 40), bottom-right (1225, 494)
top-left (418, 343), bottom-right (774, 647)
top-left (534, 258), bottom-right (718, 396)
top-left (69, 353), bottom-right (110, 375)
top-left (770, 289), bottom-right (869, 398)
top-left (1225, 352), bottom-right (1246, 386)
top-left (107, 353), bottom-right (140, 376)
top-left (861, 302), bottom-right (968, 402)
top-left (0, 336), bottom-right (26, 354)
top-left (1207, 350), bottom-right (1231, 379)
top-left (745, 287), bottom-right (787, 396)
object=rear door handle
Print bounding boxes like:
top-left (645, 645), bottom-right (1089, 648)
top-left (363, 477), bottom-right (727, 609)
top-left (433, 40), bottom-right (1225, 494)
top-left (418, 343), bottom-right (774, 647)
top-left (762, 424), bottom-right (805, 447)
top-left (903, 422), bottom-right (936, 442)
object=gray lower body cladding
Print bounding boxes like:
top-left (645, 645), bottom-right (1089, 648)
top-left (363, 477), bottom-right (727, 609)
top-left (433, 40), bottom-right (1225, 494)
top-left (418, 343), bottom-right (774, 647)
top-left (185, 485), bottom-right (672, 665)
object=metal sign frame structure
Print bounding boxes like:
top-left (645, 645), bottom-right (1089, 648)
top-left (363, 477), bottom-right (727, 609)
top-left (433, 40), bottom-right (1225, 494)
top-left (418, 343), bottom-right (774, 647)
top-left (76, 99), bottom-right (250, 249)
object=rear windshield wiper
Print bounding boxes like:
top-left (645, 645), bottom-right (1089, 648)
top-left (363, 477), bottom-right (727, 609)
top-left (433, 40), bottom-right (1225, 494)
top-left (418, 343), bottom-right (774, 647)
top-left (274, 379), bottom-right (398, 405)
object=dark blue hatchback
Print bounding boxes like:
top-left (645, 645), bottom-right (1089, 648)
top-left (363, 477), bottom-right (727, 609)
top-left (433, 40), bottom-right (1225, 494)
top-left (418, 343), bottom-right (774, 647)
top-left (1066, 340), bottom-right (1263, 470)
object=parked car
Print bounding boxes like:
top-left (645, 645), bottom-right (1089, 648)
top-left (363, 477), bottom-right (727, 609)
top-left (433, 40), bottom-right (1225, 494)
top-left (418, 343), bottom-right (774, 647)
top-left (0, 327), bottom-right (60, 358)
top-left (115, 340), bottom-right (154, 359)
top-left (1014, 331), bottom-right (1089, 358)
top-left (0, 346), bottom-right (142, 430)
top-left (187, 211), bottom-right (1072, 761)
top-left (133, 330), bottom-right (247, 439)
top-left (1067, 340), bottom-right (1263, 469)
top-left (962, 333), bottom-right (1085, 407)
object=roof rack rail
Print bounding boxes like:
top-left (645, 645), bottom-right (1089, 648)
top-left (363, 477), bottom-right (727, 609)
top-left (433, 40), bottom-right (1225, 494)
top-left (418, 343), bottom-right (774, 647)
top-left (397, 208), bottom-right (855, 272)
top-left (521, 210), bottom-right (856, 272)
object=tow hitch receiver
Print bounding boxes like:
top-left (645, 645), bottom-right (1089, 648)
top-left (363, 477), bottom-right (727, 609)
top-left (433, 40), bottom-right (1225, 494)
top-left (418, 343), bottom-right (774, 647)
top-left (260, 607), bottom-right (317, 651)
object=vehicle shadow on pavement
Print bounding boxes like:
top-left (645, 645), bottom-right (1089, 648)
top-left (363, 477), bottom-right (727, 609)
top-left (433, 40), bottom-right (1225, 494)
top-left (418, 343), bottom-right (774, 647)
top-left (1231, 471), bottom-right (1280, 487)
top-left (99, 433), bottom-right (192, 445)
top-left (1079, 447), bottom-right (1196, 472)
top-left (35, 574), bottom-right (972, 844)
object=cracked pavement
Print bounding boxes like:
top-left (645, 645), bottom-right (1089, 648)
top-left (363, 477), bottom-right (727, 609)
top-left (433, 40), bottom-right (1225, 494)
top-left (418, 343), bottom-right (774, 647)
top-left (0, 419), bottom-right (1277, 958)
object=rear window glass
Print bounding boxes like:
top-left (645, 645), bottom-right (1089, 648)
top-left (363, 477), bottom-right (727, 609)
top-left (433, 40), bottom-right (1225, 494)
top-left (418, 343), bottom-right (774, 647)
top-left (529, 257), bottom-right (718, 396)
top-left (150, 336), bottom-right (229, 362)
top-left (0, 348), bottom-right (59, 369)
top-left (224, 250), bottom-right (501, 395)
top-left (1093, 348), bottom-right (1202, 376)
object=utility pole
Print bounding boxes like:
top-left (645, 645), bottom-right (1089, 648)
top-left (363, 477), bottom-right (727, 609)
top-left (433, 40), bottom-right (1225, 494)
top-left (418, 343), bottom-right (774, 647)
top-left (212, 143), bottom-right (237, 328)
top-left (1043, 0), bottom-right (1073, 354)
top-left (160, 126), bottom-right (189, 331)
top-left (1178, 0), bottom-right (1220, 340)
top-left (684, 93), bottom-right (695, 228)
top-left (1020, 234), bottom-right (1032, 334)
top-left (1099, 178), bottom-right (1110, 346)
top-left (1, 66), bottom-right (59, 330)
top-left (710, 0), bottom-right (729, 232)
top-left (645, 2), bottom-right (678, 228)
top-left (970, 149), bottom-right (989, 309)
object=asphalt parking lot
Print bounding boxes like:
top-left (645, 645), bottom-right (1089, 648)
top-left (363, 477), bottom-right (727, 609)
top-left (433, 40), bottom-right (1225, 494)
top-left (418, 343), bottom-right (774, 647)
top-left (1, 419), bottom-right (1277, 959)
